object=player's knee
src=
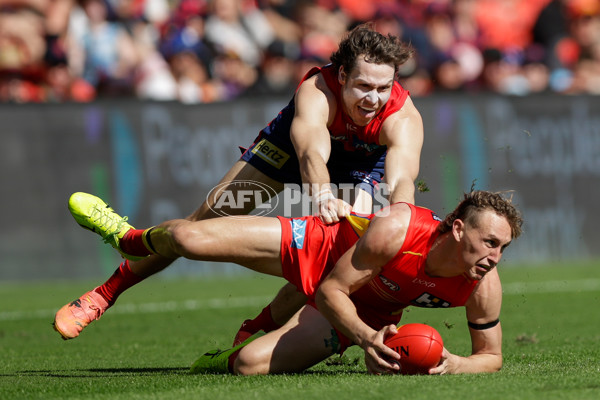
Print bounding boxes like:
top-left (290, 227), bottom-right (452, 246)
top-left (168, 222), bottom-right (208, 257)
top-left (233, 347), bottom-right (269, 376)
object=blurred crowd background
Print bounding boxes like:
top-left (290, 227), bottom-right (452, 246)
top-left (1, 0), bottom-right (599, 103)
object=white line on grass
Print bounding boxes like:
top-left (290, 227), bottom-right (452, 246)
top-left (0, 296), bottom-right (272, 322)
top-left (502, 278), bottom-right (600, 294)
top-left (2, 279), bottom-right (599, 322)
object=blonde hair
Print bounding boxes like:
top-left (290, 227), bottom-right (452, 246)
top-left (438, 191), bottom-right (523, 239)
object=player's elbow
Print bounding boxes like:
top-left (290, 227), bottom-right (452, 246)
top-left (387, 175), bottom-right (416, 205)
top-left (492, 354), bottom-right (503, 372)
top-left (479, 352), bottom-right (503, 373)
top-left (314, 280), bottom-right (338, 309)
top-left (297, 147), bottom-right (330, 171)
top-left (459, 351), bottom-right (502, 374)
top-left (314, 285), bottom-right (327, 310)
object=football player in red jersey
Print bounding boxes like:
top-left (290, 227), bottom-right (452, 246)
top-left (54, 24), bottom-right (424, 344)
top-left (56, 190), bottom-right (522, 375)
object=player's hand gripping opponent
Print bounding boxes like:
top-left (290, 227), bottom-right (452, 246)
top-left (313, 188), bottom-right (352, 224)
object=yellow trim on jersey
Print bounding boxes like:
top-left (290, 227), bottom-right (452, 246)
top-left (346, 214), bottom-right (372, 237)
top-left (402, 251), bottom-right (423, 256)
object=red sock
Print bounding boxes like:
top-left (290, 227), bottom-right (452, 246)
top-left (94, 260), bottom-right (145, 306)
top-left (230, 306), bottom-right (280, 373)
top-left (244, 305), bottom-right (281, 334)
top-left (228, 349), bottom-right (243, 373)
top-left (120, 229), bottom-right (153, 257)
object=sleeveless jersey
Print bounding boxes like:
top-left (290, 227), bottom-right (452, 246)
top-left (241, 63), bottom-right (409, 188)
top-left (279, 204), bottom-right (479, 333)
top-left (349, 205), bottom-right (479, 330)
top-left (300, 64), bottom-right (409, 155)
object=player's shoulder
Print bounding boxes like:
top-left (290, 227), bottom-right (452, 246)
top-left (379, 96), bottom-right (424, 145)
top-left (371, 203), bottom-right (413, 234)
top-left (375, 203), bottom-right (444, 240)
top-left (382, 95), bottom-right (422, 125)
top-left (296, 72), bottom-right (334, 100)
top-left (386, 201), bottom-right (413, 216)
top-left (361, 203), bottom-right (412, 257)
top-left (295, 72), bottom-right (336, 118)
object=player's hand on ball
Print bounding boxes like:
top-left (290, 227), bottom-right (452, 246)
top-left (383, 323), bottom-right (444, 375)
top-left (363, 324), bottom-right (401, 375)
top-left (428, 347), bottom-right (452, 375)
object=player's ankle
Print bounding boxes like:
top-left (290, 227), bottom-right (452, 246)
top-left (258, 304), bottom-right (281, 333)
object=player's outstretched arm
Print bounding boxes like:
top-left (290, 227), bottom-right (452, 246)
top-left (379, 97), bottom-right (423, 205)
top-left (316, 204), bottom-right (412, 374)
top-left (290, 75), bottom-right (348, 224)
top-left (429, 269), bottom-right (503, 374)
top-left (316, 248), bottom-right (401, 375)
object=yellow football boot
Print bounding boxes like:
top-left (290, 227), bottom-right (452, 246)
top-left (68, 192), bottom-right (144, 261)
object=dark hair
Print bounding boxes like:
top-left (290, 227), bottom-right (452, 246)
top-left (438, 191), bottom-right (523, 239)
top-left (330, 23), bottom-right (414, 76)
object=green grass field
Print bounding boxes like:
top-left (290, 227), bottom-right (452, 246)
top-left (1, 261), bottom-right (599, 400)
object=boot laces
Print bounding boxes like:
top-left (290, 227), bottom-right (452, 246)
top-left (90, 204), bottom-right (129, 243)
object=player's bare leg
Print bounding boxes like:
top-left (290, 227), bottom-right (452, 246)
top-left (54, 196), bottom-right (287, 339)
top-left (266, 283), bottom-right (307, 326)
top-left (233, 282), bottom-right (307, 345)
top-left (54, 161), bottom-right (284, 339)
top-left (235, 305), bottom-right (339, 374)
top-left (145, 216), bottom-right (284, 276)
top-left (192, 305), bottom-right (339, 375)
top-left (130, 160), bottom-right (285, 278)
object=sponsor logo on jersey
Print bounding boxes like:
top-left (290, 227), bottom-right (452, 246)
top-left (331, 132), bottom-right (381, 153)
top-left (379, 275), bottom-right (400, 291)
top-left (352, 137), bottom-right (382, 153)
top-left (330, 134), bottom-right (348, 141)
top-left (251, 139), bottom-right (290, 169)
top-left (412, 292), bottom-right (450, 308)
top-left (412, 278), bottom-right (436, 288)
top-left (351, 170), bottom-right (375, 184)
top-left (431, 212), bottom-right (442, 222)
top-left (290, 219), bottom-right (307, 249)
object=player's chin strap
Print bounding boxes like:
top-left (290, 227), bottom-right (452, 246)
top-left (468, 318), bottom-right (500, 330)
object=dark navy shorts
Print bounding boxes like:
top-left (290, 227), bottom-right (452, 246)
top-left (240, 101), bottom-right (386, 197)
